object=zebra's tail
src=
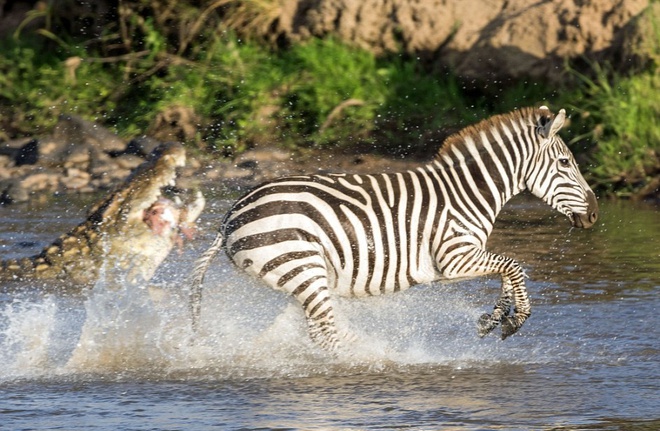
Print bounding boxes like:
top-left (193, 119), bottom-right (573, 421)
top-left (189, 232), bottom-right (223, 333)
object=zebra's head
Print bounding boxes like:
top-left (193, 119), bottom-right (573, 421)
top-left (525, 106), bottom-right (598, 228)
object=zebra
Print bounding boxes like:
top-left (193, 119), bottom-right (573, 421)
top-left (189, 106), bottom-right (598, 352)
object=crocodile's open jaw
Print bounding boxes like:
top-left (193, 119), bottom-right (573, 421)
top-left (0, 141), bottom-right (205, 289)
top-left (143, 198), bottom-right (179, 236)
top-left (122, 142), bottom-right (188, 227)
top-left (142, 190), bottom-right (205, 241)
top-left (91, 141), bottom-right (202, 241)
top-left (128, 143), bottom-right (204, 242)
top-left (100, 142), bottom-right (205, 285)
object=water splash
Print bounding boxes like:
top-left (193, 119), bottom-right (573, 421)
top-left (0, 296), bottom-right (59, 378)
top-left (0, 256), bottom-right (572, 382)
top-left (65, 282), bottom-right (166, 373)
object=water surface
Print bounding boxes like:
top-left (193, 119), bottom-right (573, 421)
top-left (0, 194), bottom-right (658, 430)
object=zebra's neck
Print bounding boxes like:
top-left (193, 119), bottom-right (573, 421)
top-left (428, 135), bottom-right (531, 234)
top-left (428, 109), bottom-right (545, 235)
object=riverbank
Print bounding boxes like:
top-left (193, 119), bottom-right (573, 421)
top-left (1, 114), bottom-right (658, 206)
top-left (0, 113), bottom-right (425, 205)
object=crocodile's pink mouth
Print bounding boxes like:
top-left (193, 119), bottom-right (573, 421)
top-left (141, 189), bottom-right (205, 251)
top-left (143, 198), bottom-right (177, 235)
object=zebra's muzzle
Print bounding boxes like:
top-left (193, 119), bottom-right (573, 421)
top-left (570, 191), bottom-right (599, 228)
top-left (571, 211), bottom-right (597, 228)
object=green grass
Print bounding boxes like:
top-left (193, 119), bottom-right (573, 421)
top-left (103, 35), bottom-right (488, 156)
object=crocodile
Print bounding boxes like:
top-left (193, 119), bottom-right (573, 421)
top-left (0, 142), bottom-right (205, 291)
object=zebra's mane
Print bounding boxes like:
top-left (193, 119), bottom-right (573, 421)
top-left (435, 107), bottom-right (552, 159)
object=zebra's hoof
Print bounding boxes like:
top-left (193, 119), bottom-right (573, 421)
top-left (477, 313), bottom-right (498, 337)
top-left (501, 316), bottom-right (518, 340)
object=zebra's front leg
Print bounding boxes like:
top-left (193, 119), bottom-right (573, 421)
top-left (442, 247), bottom-right (531, 340)
top-left (478, 276), bottom-right (513, 337)
top-left (493, 260), bottom-right (531, 339)
top-left (499, 268), bottom-right (531, 339)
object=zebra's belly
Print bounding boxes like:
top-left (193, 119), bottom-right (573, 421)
top-left (329, 262), bottom-right (440, 298)
top-left (227, 237), bottom-right (328, 295)
top-left (224, 210), bottom-right (440, 298)
top-left (227, 238), bottom-right (439, 299)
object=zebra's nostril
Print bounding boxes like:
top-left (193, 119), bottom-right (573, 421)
top-left (590, 212), bottom-right (598, 223)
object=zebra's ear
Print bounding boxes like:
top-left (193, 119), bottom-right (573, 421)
top-left (539, 108), bottom-right (566, 139)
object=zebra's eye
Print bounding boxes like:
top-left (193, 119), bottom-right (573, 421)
top-left (558, 158), bottom-right (570, 167)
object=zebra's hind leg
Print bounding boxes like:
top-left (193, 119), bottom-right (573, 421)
top-left (307, 314), bottom-right (339, 351)
top-left (296, 285), bottom-right (343, 352)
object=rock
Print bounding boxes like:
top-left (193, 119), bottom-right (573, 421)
top-left (61, 168), bottom-right (92, 191)
top-left (88, 147), bottom-right (115, 172)
top-left (90, 164), bottom-right (132, 189)
top-left (276, 0), bottom-right (650, 82)
top-left (235, 148), bottom-right (292, 165)
top-left (447, 0), bottom-right (649, 82)
top-left (0, 170), bottom-right (60, 204)
top-left (0, 156), bottom-right (11, 172)
top-left (52, 114), bottom-right (125, 154)
top-left (0, 138), bottom-right (39, 166)
top-left (147, 105), bottom-right (199, 144)
top-left (122, 135), bottom-right (163, 157)
top-left (222, 164), bottom-right (254, 181)
top-left (0, 181), bottom-right (29, 204)
top-left (229, 149), bottom-right (296, 184)
top-left (617, 3), bottom-right (660, 69)
top-left (0, 115), bottom-right (203, 204)
top-left (61, 145), bottom-right (90, 169)
top-left (14, 139), bottom-right (39, 166)
top-left (114, 154), bottom-right (146, 170)
top-left (34, 138), bottom-right (64, 158)
top-left (20, 171), bottom-right (60, 192)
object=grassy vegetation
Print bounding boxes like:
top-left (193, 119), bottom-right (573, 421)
top-left (568, 66), bottom-right (660, 197)
top-left (0, 36), bottom-right (121, 137)
top-left (0, 31), bottom-right (481, 155)
top-left (0, 1), bottom-right (658, 198)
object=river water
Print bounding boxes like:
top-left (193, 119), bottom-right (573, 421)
top-left (0, 193), bottom-right (658, 430)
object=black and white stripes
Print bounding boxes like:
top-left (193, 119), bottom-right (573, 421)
top-left (189, 106), bottom-right (598, 351)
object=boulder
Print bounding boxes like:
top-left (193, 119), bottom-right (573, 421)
top-left (277, 0), bottom-right (651, 82)
top-left (0, 138), bottom-right (39, 166)
top-left (122, 135), bottom-right (163, 157)
top-left (61, 168), bottom-right (92, 191)
top-left (0, 169), bottom-right (60, 204)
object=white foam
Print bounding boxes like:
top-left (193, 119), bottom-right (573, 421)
top-left (0, 256), bottom-right (563, 382)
